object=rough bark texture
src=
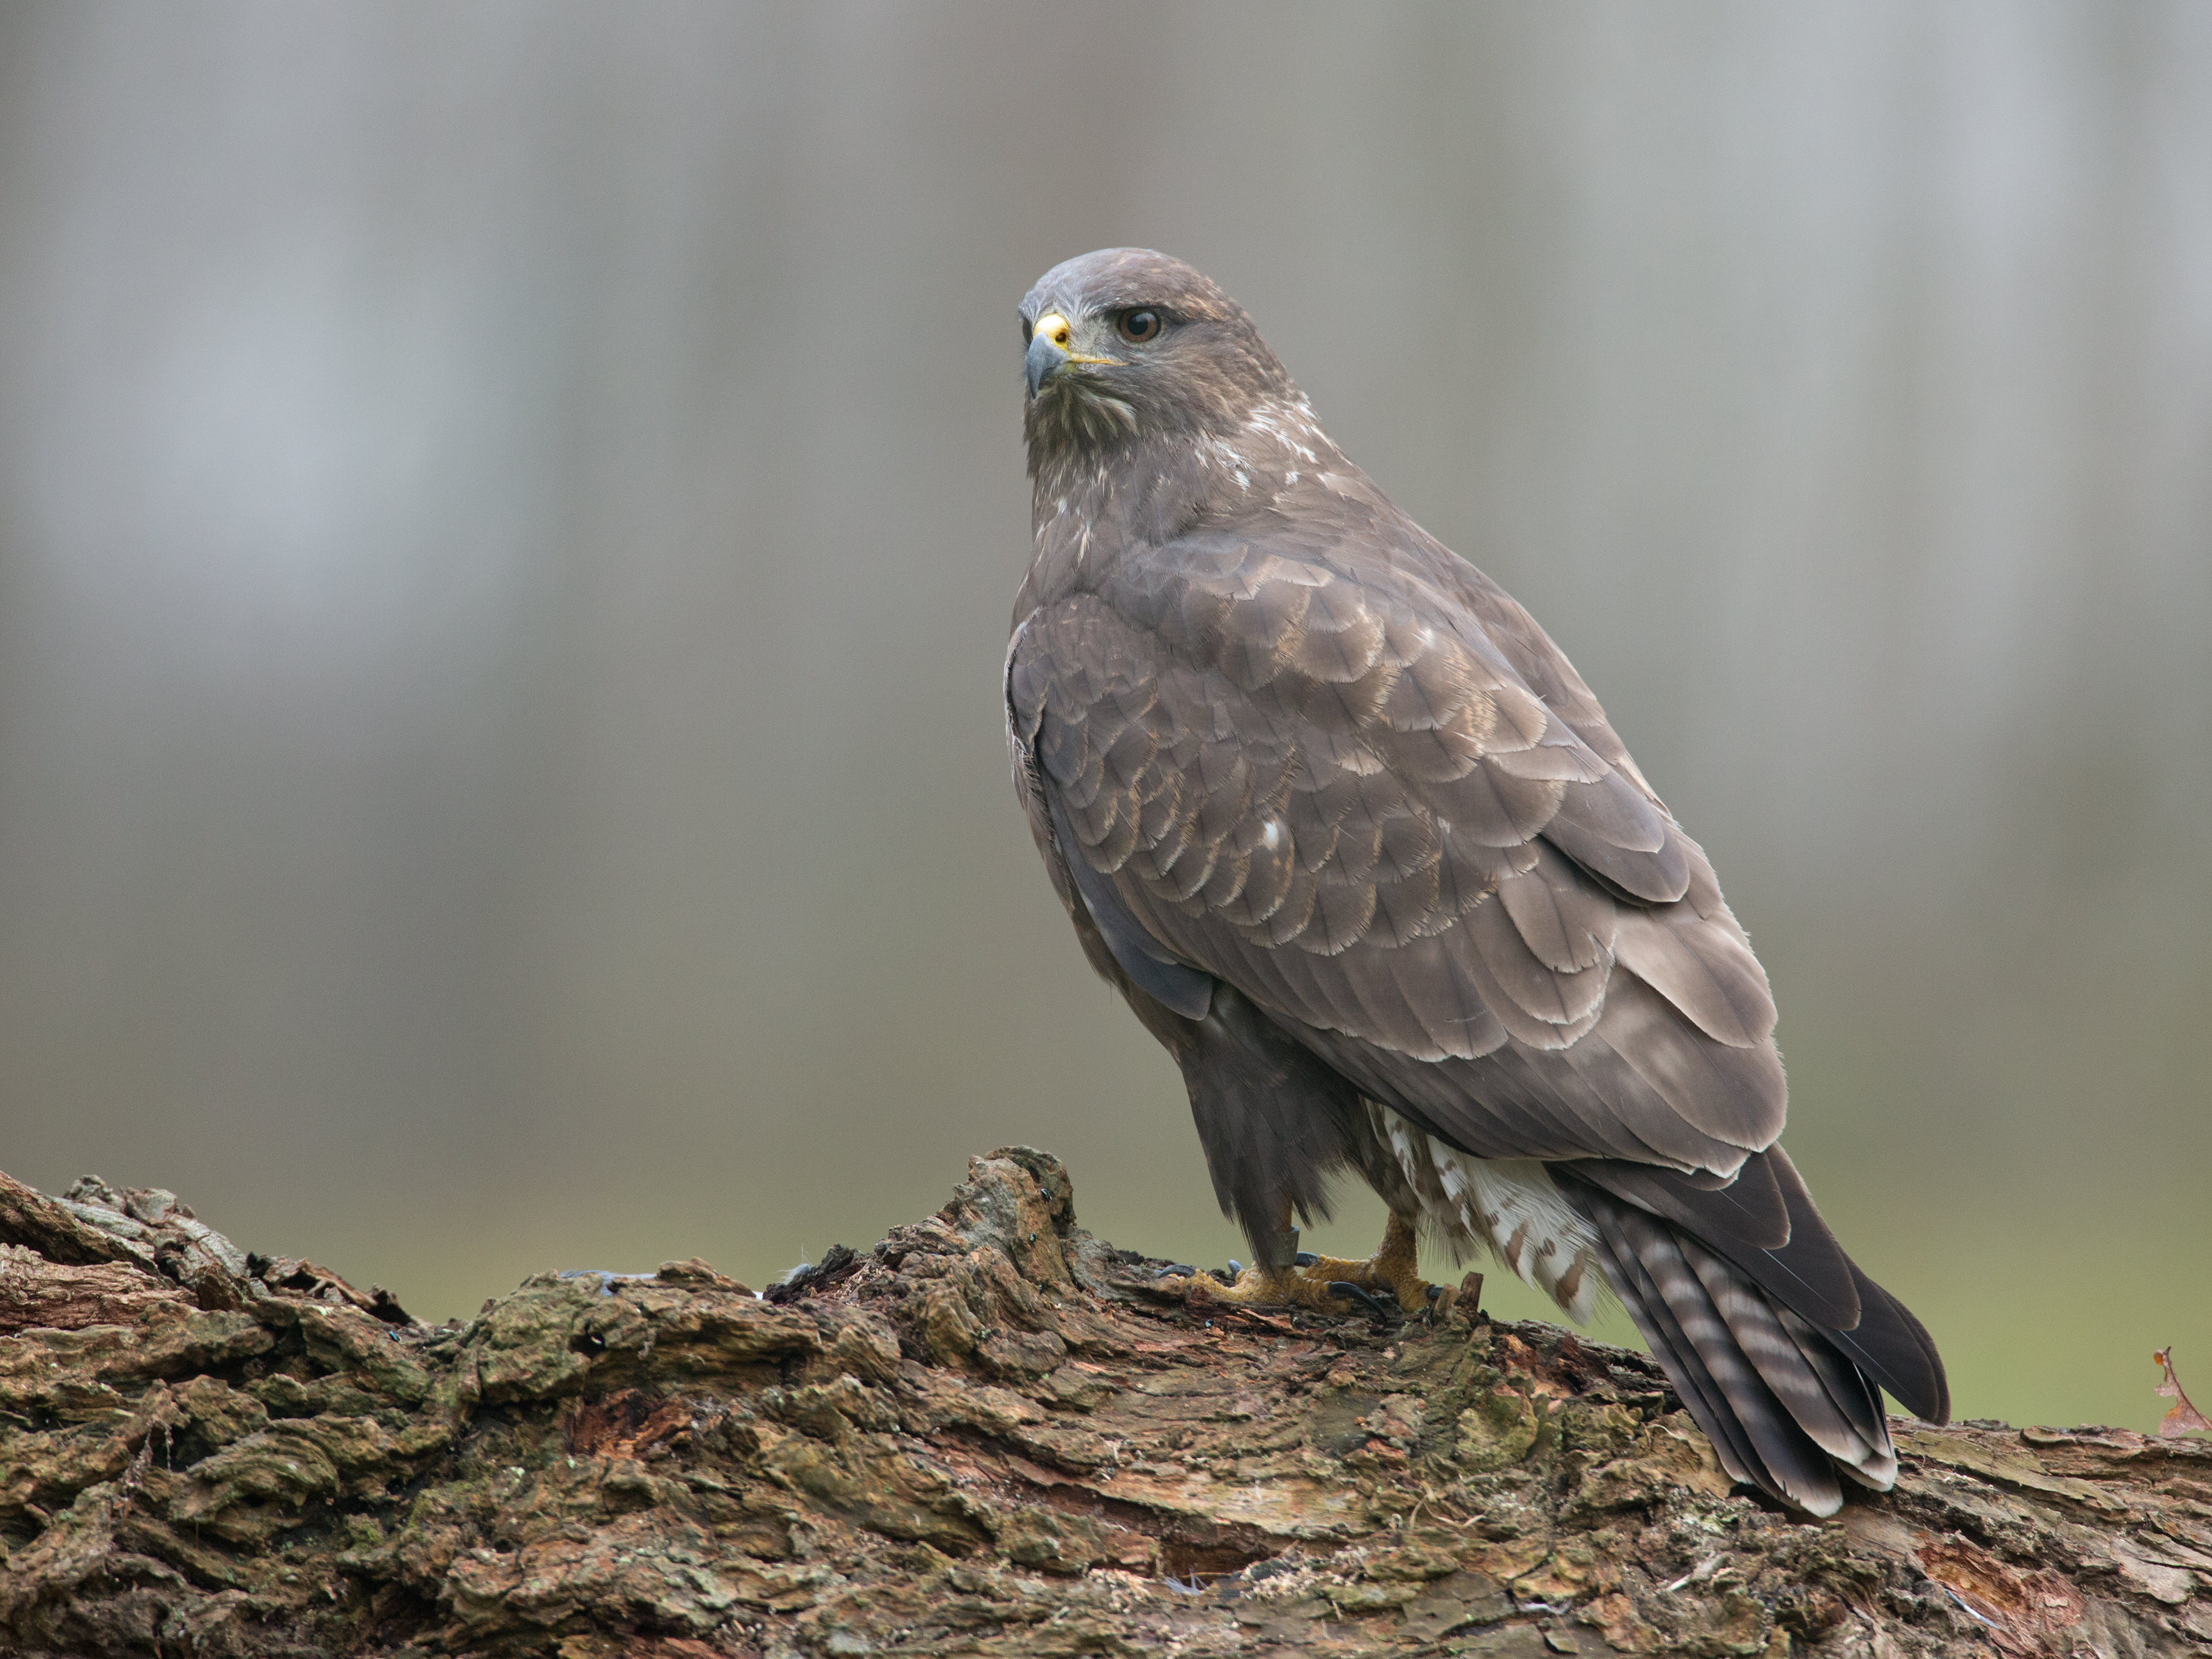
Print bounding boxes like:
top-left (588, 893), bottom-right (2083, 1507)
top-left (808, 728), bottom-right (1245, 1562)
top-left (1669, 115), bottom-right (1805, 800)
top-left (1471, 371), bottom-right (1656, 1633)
top-left (2, 1153), bottom-right (2208, 1658)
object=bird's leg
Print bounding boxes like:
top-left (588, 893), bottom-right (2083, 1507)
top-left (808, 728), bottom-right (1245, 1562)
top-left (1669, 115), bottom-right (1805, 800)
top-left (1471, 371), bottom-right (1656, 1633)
top-left (1156, 1204), bottom-right (1369, 1315)
top-left (1291, 1212), bottom-right (1456, 1317)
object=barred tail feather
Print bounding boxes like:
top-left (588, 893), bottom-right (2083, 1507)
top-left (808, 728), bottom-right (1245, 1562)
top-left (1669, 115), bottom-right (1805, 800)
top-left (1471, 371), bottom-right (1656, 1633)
top-left (1773, 1303), bottom-right (1896, 1487)
top-left (1833, 1263), bottom-right (1950, 1426)
top-left (1588, 1204), bottom-right (1788, 1499)
top-left (1571, 1181), bottom-right (1906, 1516)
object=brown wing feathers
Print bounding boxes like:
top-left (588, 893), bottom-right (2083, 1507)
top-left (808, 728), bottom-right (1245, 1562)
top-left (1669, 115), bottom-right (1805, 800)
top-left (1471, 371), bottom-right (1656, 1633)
top-left (1017, 546), bottom-right (1799, 1173)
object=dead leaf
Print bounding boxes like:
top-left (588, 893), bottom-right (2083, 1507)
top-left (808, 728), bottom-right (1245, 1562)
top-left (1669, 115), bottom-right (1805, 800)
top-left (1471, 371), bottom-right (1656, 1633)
top-left (2153, 1348), bottom-right (2212, 1439)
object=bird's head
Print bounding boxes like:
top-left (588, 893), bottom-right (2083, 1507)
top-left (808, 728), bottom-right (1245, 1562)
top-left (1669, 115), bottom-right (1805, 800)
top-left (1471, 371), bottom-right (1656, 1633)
top-left (1019, 249), bottom-right (1293, 459)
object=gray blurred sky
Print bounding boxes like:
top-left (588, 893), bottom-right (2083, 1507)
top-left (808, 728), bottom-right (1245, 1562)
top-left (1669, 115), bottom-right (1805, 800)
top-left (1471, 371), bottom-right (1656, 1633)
top-left (2, 2), bottom-right (2208, 1430)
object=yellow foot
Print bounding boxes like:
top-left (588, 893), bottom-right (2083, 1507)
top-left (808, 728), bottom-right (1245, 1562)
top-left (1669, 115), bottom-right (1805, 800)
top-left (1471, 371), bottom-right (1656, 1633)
top-left (1149, 1212), bottom-right (1472, 1321)
top-left (1293, 1213), bottom-right (1459, 1318)
top-left (1155, 1263), bottom-right (1369, 1315)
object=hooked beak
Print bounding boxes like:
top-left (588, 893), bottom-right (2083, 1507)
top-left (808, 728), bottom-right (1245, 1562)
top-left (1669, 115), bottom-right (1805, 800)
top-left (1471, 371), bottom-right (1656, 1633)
top-left (1024, 310), bottom-right (1118, 398)
top-left (1025, 330), bottom-right (1067, 399)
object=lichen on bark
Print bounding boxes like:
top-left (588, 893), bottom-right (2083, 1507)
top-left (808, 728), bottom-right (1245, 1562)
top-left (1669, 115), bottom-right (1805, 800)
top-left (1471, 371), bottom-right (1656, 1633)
top-left (2, 1154), bottom-right (2209, 1657)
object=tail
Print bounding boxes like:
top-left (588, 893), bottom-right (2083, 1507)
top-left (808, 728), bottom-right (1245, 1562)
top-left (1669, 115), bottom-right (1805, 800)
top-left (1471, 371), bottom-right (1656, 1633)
top-left (1559, 1149), bottom-right (1947, 1516)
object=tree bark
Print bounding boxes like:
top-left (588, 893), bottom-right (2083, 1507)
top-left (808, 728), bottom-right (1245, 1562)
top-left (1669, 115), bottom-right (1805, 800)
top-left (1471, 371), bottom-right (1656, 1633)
top-left (2, 1151), bottom-right (2208, 1658)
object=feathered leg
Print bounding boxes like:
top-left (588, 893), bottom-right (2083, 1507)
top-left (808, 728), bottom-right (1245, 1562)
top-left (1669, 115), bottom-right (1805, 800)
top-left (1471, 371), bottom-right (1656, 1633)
top-left (1139, 985), bottom-right (1454, 1316)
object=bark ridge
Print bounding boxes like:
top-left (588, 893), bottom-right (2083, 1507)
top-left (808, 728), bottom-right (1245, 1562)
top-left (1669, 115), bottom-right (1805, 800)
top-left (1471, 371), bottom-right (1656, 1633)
top-left (1, 1157), bottom-right (2207, 1657)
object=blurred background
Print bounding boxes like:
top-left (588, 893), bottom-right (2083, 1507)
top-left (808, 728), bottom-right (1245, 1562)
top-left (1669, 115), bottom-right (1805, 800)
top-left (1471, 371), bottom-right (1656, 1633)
top-left (2, 2), bottom-right (2207, 1433)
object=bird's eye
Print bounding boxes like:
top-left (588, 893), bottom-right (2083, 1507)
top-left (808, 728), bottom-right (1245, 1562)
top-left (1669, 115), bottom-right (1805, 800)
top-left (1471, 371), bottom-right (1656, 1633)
top-left (1117, 310), bottom-right (1162, 344)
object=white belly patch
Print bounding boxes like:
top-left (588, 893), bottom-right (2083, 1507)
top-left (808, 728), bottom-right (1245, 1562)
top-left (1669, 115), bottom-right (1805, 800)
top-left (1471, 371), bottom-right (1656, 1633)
top-left (1369, 1102), bottom-right (1606, 1326)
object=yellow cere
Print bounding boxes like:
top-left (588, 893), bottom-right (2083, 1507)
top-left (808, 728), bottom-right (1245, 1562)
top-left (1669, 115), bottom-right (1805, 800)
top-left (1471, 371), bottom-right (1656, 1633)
top-left (1034, 311), bottom-right (1119, 367)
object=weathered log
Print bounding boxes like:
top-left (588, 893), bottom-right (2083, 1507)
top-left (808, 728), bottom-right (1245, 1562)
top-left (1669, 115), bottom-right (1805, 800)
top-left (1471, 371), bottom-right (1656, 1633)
top-left (1, 1152), bottom-right (2208, 1657)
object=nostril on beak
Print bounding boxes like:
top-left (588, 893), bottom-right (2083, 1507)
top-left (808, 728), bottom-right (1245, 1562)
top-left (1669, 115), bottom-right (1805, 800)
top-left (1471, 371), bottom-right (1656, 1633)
top-left (1025, 332), bottom-right (1068, 399)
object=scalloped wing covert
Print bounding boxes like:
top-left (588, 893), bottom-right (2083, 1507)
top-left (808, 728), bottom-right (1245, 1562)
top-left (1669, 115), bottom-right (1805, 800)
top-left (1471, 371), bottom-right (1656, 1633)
top-left (1007, 516), bottom-right (1785, 1181)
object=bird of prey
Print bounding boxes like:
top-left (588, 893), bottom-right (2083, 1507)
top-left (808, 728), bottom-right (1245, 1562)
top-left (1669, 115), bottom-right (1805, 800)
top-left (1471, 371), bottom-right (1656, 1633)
top-left (1004, 249), bottom-right (1947, 1514)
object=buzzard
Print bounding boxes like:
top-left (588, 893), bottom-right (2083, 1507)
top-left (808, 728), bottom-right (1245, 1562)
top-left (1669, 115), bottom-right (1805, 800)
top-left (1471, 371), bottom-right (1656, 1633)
top-left (1004, 249), bottom-right (1947, 1514)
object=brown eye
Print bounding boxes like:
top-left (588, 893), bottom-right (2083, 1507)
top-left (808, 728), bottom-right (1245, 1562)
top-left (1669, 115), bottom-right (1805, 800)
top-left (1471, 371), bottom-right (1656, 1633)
top-left (1117, 309), bottom-right (1162, 344)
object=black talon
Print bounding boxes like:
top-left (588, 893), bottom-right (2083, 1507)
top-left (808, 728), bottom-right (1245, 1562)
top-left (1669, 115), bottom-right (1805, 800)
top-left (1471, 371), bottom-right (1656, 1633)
top-left (1328, 1281), bottom-right (1391, 1318)
top-left (1224, 1259), bottom-right (1244, 1277)
top-left (1425, 1284), bottom-right (1443, 1301)
top-left (1294, 1251), bottom-right (1318, 1267)
top-left (1157, 1262), bottom-right (1199, 1279)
